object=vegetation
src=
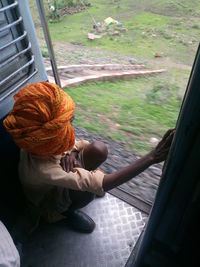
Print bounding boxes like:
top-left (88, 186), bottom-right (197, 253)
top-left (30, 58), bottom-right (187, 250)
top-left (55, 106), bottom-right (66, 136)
top-left (65, 73), bottom-right (184, 154)
top-left (43, 0), bottom-right (199, 65)
top-left (29, 0), bottom-right (198, 154)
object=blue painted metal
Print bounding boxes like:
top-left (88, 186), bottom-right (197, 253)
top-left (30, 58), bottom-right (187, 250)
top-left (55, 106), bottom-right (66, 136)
top-left (0, 0), bottom-right (48, 119)
top-left (16, 0), bottom-right (48, 84)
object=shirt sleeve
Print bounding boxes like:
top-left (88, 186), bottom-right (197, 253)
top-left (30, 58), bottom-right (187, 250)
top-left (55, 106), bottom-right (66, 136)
top-left (40, 161), bottom-right (105, 196)
top-left (73, 140), bottom-right (90, 152)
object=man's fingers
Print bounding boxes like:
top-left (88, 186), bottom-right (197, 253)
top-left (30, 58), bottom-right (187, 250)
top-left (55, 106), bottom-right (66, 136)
top-left (66, 154), bottom-right (70, 172)
top-left (158, 129), bottom-right (174, 150)
top-left (70, 157), bottom-right (74, 172)
top-left (162, 128), bottom-right (175, 140)
top-left (163, 130), bottom-right (174, 147)
top-left (61, 157), bottom-right (66, 172)
top-left (61, 152), bottom-right (81, 173)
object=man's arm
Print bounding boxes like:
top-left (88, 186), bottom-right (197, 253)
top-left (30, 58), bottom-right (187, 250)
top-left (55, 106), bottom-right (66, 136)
top-left (103, 152), bottom-right (154, 191)
top-left (60, 129), bottom-right (174, 193)
top-left (103, 129), bottom-right (174, 191)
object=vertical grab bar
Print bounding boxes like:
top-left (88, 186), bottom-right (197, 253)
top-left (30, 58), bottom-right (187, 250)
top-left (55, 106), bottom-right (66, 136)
top-left (36, 0), bottom-right (61, 87)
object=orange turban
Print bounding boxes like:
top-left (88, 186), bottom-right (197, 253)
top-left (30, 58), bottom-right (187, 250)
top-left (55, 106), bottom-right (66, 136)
top-left (3, 82), bottom-right (75, 157)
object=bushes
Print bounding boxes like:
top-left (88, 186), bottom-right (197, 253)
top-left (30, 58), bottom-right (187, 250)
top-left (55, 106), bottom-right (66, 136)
top-left (47, 0), bottom-right (88, 20)
top-left (48, 0), bottom-right (87, 9)
top-left (146, 81), bottom-right (179, 105)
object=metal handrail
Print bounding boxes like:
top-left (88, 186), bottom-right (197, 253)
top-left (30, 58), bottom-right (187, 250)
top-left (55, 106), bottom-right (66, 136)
top-left (36, 0), bottom-right (61, 87)
top-left (0, 43), bottom-right (31, 68)
top-left (0, 31), bottom-right (27, 51)
top-left (0, 16), bottom-right (22, 32)
top-left (0, 1), bottom-right (18, 13)
top-left (0, 69), bottom-right (38, 101)
top-left (0, 55), bottom-right (35, 86)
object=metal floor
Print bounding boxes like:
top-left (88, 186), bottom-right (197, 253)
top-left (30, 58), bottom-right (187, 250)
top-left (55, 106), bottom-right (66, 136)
top-left (22, 193), bottom-right (148, 267)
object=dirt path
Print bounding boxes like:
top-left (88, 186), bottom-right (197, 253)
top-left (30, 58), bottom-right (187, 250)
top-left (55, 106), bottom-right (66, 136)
top-left (41, 40), bottom-right (140, 66)
top-left (42, 40), bottom-right (191, 72)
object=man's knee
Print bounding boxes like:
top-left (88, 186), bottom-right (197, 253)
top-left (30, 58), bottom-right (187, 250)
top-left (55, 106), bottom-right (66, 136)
top-left (90, 141), bottom-right (108, 161)
top-left (82, 140), bottom-right (108, 171)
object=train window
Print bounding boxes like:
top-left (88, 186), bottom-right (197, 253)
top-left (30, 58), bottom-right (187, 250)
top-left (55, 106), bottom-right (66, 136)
top-left (0, 0), bottom-right (37, 101)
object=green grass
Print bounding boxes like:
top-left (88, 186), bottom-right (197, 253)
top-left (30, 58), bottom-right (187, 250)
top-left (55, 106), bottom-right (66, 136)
top-left (28, 0), bottom-right (198, 154)
top-left (65, 72), bottom-right (183, 155)
top-left (43, 1), bottom-right (199, 64)
top-left (29, 1), bottom-right (199, 64)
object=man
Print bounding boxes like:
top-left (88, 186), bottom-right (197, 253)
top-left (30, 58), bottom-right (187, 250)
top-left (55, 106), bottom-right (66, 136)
top-left (3, 82), bottom-right (174, 233)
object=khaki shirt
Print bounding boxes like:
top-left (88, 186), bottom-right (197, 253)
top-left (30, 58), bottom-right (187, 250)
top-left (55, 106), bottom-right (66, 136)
top-left (18, 140), bottom-right (105, 230)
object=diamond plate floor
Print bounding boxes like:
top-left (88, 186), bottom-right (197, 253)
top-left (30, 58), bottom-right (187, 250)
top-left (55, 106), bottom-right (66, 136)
top-left (22, 193), bottom-right (148, 267)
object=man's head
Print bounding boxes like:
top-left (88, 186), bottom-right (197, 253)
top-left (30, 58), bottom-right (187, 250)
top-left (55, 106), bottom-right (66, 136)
top-left (3, 82), bottom-right (75, 157)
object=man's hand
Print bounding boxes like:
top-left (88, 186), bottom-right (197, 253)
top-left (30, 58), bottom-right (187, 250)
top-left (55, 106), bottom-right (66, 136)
top-left (103, 128), bottom-right (175, 191)
top-left (150, 128), bottom-right (175, 164)
top-left (60, 151), bottom-right (82, 173)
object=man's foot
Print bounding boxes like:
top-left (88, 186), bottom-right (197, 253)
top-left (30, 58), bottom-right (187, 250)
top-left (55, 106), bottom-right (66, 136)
top-left (66, 210), bottom-right (95, 233)
top-left (96, 191), bottom-right (106, 198)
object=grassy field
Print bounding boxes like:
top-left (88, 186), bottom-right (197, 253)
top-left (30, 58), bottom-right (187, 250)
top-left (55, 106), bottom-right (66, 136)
top-left (29, 0), bottom-right (199, 154)
top-left (65, 74), bottom-right (183, 154)
top-left (29, 0), bottom-right (199, 63)
top-left (43, 0), bottom-right (199, 64)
